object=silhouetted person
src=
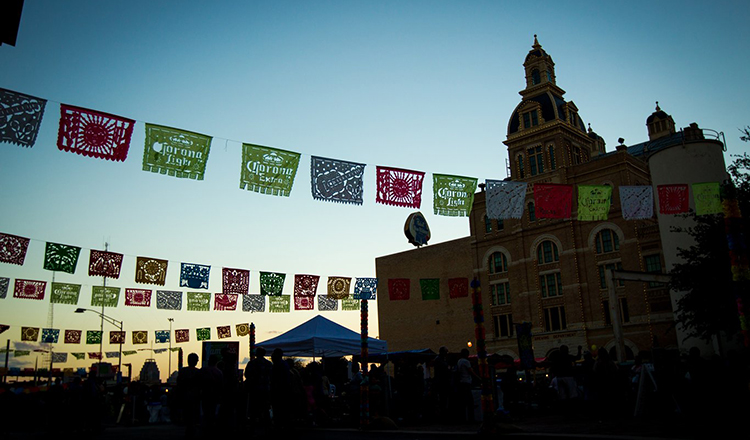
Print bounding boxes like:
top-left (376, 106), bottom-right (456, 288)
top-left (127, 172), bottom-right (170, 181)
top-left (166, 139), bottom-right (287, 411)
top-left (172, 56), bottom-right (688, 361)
top-left (218, 348), bottom-right (240, 432)
top-left (456, 348), bottom-right (479, 423)
top-left (433, 346), bottom-right (451, 419)
top-left (177, 353), bottom-right (202, 438)
top-left (245, 347), bottom-right (273, 428)
top-left (270, 348), bottom-right (292, 427)
top-left (201, 354), bottom-right (224, 433)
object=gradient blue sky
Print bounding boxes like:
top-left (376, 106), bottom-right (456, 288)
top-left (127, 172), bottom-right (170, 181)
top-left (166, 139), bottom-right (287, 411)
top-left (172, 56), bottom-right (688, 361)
top-left (1, 0), bottom-right (748, 379)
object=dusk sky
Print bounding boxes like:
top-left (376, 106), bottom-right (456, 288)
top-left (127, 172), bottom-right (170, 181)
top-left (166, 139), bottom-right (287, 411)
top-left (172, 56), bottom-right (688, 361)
top-left (1, 1), bottom-right (748, 379)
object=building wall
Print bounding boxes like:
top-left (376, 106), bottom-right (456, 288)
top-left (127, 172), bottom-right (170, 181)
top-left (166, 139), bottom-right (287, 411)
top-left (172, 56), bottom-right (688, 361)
top-left (375, 237), bottom-right (476, 353)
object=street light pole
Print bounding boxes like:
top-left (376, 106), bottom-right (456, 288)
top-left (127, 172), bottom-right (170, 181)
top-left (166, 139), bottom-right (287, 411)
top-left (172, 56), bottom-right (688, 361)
top-left (168, 318), bottom-right (174, 382)
top-left (75, 308), bottom-right (123, 380)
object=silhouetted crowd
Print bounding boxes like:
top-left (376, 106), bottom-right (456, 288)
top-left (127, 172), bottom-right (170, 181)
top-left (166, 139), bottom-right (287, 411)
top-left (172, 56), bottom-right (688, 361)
top-left (2, 344), bottom-right (749, 437)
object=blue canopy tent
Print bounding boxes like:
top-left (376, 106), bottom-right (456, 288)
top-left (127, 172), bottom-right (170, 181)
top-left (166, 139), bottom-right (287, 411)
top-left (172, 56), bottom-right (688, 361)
top-left (257, 315), bottom-right (388, 358)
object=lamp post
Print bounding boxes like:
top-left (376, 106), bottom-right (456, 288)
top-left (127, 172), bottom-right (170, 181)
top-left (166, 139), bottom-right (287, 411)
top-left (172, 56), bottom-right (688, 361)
top-left (167, 318), bottom-right (174, 382)
top-left (75, 308), bottom-right (123, 380)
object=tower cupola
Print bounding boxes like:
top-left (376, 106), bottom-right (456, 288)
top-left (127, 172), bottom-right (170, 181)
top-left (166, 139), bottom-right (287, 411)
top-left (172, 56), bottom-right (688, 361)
top-left (524, 35), bottom-right (556, 90)
top-left (646, 101), bottom-right (676, 140)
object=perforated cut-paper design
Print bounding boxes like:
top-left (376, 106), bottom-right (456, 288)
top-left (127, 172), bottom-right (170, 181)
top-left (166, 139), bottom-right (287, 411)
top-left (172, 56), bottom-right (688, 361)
top-left (420, 278), bottom-right (440, 300)
top-left (57, 104), bottom-right (135, 161)
top-left (157, 290), bottom-right (182, 310)
top-left (243, 294), bottom-right (265, 312)
top-left (110, 331), bottom-right (126, 344)
top-left (236, 323), bottom-right (250, 336)
top-left (187, 292), bottom-right (211, 311)
top-left (0, 277), bottom-right (8, 299)
top-left (327, 276), bottom-right (351, 300)
top-left (214, 293), bottom-right (238, 311)
top-left (43, 242), bottom-right (81, 274)
top-left (132, 331), bottom-right (148, 345)
top-left (260, 272), bottom-right (285, 296)
top-left (135, 257), bottom-right (168, 286)
top-left (318, 295), bottom-right (338, 311)
top-left (240, 143), bottom-right (300, 196)
top-left (0, 88), bottom-right (47, 147)
top-left (155, 330), bottom-right (170, 343)
top-left (486, 180), bottom-right (527, 219)
top-left (0, 324), bottom-right (8, 334)
top-left (433, 174), bottom-right (478, 217)
top-left (311, 156), bottom-right (365, 204)
top-left (376, 166), bottom-right (425, 208)
top-left (693, 182), bottom-right (722, 215)
top-left (534, 184), bottom-right (573, 219)
top-left (341, 298), bottom-right (360, 311)
top-left (86, 331), bottom-right (102, 345)
top-left (196, 328), bottom-right (211, 341)
top-left (89, 250), bottom-right (124, 279)
top-left (658, 184), bottom-right (689, 214)
top-left (91, 286), bottom-right (120, 307)
top-left (619, 186), bottom-right (653, 220)
top-left (175, 329), bottom-right (190, 343)
top-left (71, 353), bottom-right (85, 359)
top-left (52, 352), bottom-right (68, 363)
top-left (269, 295), bottom-right (291, 313)
top-left (448, 278), bottom-right (469, 298)
top-left (0, 232), bottom-right (30, 266)
top-left (577, 185), bottom-right (612, 221)
top-left (217, 326), bottom-right (231, 339)
top-left (181, 263), bottom-right (210, 289)
top-left (88, 352), bottom-right (102, 360)
top-left (41, 328), bottom-right (59, 343)
top-left (125, 288), bottom-right (152, 307)
top-left (14, 279), bottom-right (46, 300)
top-left (294, 295), bottom-right (314, 311)
top-left (223, 268), bottom-right (250, 294)
top-left (65, 330), bottom-right (82, 344)
top-left (294, 274), bottom-right (319, 297)
top-left (388, 278), bottom-right (410, 301)
top-left (106, 352), bottom-right (121, 358)
top-left (354, 277), bottom-right (377, 300)
top-left (143, 124), bottom-right (212, 180)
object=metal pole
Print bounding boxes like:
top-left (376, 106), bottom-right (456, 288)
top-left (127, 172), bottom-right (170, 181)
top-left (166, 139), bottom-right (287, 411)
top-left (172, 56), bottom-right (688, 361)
top-left (605, 269), bottom-right (626, 363)
top-left (168, 318), bottom-right (174, 381)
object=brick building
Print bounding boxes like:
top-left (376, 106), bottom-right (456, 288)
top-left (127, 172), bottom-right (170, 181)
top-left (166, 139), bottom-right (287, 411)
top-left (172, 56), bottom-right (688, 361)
top-left (376, 37), bottom-right (727, 360)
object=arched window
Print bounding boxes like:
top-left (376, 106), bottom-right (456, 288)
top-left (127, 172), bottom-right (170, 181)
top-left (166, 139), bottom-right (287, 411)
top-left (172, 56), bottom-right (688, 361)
top-left (488, 252), bottom-right (508, 274)
top-left (531, 69), bottom-right (541, 85)
top-left (537, 240), bottom-right (559, 264)
top-left (595, 229), bottom-right (620, 254)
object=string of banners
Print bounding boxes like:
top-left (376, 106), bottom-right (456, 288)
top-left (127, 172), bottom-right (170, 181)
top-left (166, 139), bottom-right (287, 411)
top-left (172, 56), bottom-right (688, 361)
top-left (1, 88), bottom-right (479, 216)
top-left (2, 89), bottom-right (725, 219)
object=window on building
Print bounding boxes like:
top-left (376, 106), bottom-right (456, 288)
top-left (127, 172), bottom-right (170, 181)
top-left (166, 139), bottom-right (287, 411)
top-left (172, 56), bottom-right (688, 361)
top-left (544, 306), bottom-right (567, 332)
top-left (598, 262), bottom-right (625, 289)
top-left (531, 69), bottom-right (541, 85)
top-left (528, 146), bottom-right (544, 176)
top-left (484, 215), bottom-right (492, 234)
top-left (644, 254), bottom-right (664, 287)
top-left (548, 144), bottom-right (556, 170)
top-left (545, 70), bottom-right (553, 82)
top-left (595, 229), bottom-right (620, 254)
top-left (540, 272), bottom-right (562, 297)
top-left (497, 219), bottom-right (504, 231)
top-left (572, 146), bottom-right (582, 165)
top-left (522, 110), bottom-right (539, 129)
top-left (517, 155), bottom-right (525, 178)
top-left (603, 298), bottom-right (630, 325)
top-left (488, 252), bottom-right (508, 274)
top-left (491, 282), bottom-right (511, 305)
top-left (494, 314), bottom-right (514, 338)
top-left (570, 112), bottom-right (577, 127)
top-left (528, 202), bottom-right (536, 222)
top-left (537, 240), bottom-right (559, 264)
